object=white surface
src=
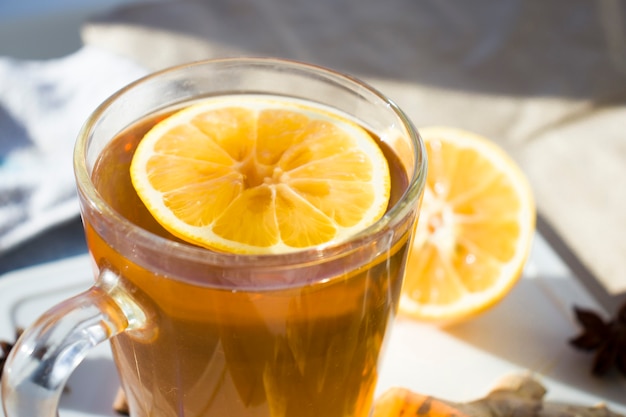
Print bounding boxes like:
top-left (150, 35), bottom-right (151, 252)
top-left (0, 232), bottom-right (625, 417)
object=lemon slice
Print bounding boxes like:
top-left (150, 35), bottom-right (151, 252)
top-left (400, 126), bottom-right (535, 324)
top-left (130, 96), bottom-right (391, 254)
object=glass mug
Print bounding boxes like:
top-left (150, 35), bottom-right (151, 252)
top-left (2, 58), bottom-right (426, 417)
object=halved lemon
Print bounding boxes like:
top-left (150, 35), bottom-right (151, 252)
top-left (400, 126), bottom-right (535, 324)
top-left (129, 96), bottom-right (391, 254)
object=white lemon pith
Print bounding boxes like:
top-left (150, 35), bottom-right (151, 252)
top-left (400, 126), bottom-right (535, 323)
top-left (130, 96), bottom-right (391, 254)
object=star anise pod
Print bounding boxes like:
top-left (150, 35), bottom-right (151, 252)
top-left (0, 328), bottom-right (24, 380)
top-left (570, 302), bottom-right (626, 377)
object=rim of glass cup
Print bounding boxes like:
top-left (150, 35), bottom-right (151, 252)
top-left (74, 57), bottom-right (427, 269)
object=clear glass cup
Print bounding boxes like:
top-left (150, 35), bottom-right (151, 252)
top-left (1, 58), bottom-right (427, 417)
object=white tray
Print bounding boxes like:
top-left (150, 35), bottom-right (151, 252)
top-left (1, 232), bottom-right (625, 417)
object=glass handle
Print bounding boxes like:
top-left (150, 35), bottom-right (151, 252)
top-left (1, 269), bottom-right (147, 417)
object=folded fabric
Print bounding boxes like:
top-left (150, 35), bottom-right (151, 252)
top-left (0, 46), bottom-right (147, 253)
top-left (81, 0), bottom-right (626, 295)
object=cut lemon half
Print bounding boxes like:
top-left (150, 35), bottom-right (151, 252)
top-left (129, 96), bottom-right (391, 254)
top-left (401, 126), bottom-right (535, 324)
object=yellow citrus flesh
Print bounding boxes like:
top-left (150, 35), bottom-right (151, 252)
top-left (400, 126), bottom-right (535, 324)
top-left (129, 96), bottom-right (391, 254)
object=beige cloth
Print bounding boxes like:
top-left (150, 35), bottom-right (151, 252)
top-left (82, 0), bottom-right (626, 295)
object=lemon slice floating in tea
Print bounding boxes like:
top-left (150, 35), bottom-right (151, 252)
top-left (129, 96), bottom-right (391, 254)
top-left (401, 126), bottom-right (535, 324)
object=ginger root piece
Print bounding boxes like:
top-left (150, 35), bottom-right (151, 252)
top-left (112, 374), bottom-right (623, 417)
top-left (373, 373), bottom-right (624, 417)
top-left (373, 387), bottom-right (470, 417)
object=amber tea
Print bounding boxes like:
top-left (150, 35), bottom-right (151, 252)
top-left (1, 59), bottom-right (425, 417)
top-left (88, 97), bottom-right (412, 417)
